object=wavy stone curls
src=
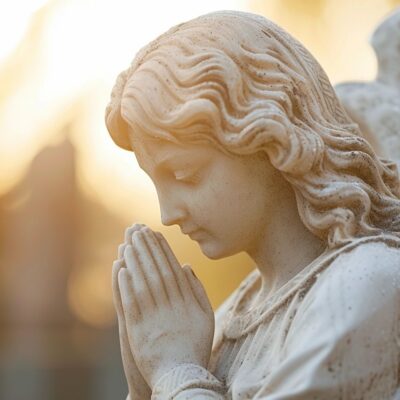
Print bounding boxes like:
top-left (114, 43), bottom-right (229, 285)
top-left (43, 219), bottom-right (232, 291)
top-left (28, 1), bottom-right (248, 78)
top-left (106, 11), bottom-right (400, 248)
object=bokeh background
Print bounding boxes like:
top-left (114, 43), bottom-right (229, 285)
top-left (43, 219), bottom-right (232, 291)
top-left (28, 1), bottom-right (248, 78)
top-left (0, 0), bottom-right (399, 398)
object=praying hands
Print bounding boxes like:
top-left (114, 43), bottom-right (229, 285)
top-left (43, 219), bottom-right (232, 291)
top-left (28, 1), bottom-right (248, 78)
top-left (112, 224), bottom-right (215, 397)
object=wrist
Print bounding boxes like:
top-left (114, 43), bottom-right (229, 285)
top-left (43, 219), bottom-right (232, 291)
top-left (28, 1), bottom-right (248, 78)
top-left (151, 363), bottom-right (225, 399)
top-left (150, 364), bottom-right (178, 389)
top-left (149, 349), bottom-right (211, 388)
top-left (150, 361), bottom-right (204, 389)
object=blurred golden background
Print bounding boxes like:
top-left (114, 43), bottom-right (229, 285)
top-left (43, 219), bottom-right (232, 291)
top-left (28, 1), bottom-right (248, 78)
top-left (0, 0), bottom-right (398, 398)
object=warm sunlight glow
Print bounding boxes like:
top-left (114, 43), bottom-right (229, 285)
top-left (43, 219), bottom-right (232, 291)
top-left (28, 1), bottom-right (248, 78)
top-left (67, 264), bottom-right (116, 328)
top-left (0, 0), bottom-right (47, 62)
top-left (0, 0), bottom-right (247, 219)
top-left (1, 0), bottom-right (398, 327)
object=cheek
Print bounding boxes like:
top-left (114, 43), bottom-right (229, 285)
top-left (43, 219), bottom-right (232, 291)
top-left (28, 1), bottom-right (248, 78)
top-left (212, 176), bottom-right (266, 222)
top-left (204, 188), bottom-right (254, 243)
top-left (212, 181), bottom-right (270, 247)
top-left (187, 163), bottom-right (270, 233)
top-left (188, 179), bottom-right (268, 258)
top-left (185, 182), bottom-right (222, 220)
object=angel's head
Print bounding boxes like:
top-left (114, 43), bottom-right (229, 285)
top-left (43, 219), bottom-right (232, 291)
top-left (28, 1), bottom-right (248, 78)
top-left (106, 11), bottom-right (400, 255)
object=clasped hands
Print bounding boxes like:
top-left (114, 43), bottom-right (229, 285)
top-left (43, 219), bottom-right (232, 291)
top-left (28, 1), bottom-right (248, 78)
top-left (112, 224), bottom-right (215, 395)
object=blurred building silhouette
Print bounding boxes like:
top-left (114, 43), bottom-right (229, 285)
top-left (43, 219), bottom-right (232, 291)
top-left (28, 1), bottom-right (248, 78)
top-left (0, 137), bottom-right (127, 399)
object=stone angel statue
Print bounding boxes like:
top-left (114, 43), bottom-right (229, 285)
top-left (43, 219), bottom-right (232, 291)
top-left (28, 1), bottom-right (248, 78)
top-left (105, 10), bottom-right (400, 399)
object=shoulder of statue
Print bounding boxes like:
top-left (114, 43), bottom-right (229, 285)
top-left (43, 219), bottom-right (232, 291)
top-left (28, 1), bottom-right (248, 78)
top-left (303, 235), bottom-right (400, 319)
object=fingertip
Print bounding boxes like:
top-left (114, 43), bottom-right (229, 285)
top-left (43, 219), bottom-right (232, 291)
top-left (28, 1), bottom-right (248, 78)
top-left (142, 226), bottom-right (152, 234)
top-left (125, 223), bottom-right (144, 241)
top-left (112, 261), bottom-right (120, 281)
top-left (124, 244), bottom-right (133, 257)
top-left (131, 230), bottom-right (145, 245)
top-left (118, 243), bottom-right (125, 259)
top-left (183, 265), bottom-right (194, 280)
top-left (124, 227), bottom-right (132, 241)
top-left (118, 265), bottom-right (130, 282)
top-left (124, 230), bottom-right (132, 242)
top-left (136, 223), bottom-right (148, 232)
top-left (113, 259), bottom-right (124, 271)
top-left (143, 227), bottom-right (159, 244)
top-left (132, 222), bottom-right (145, 231)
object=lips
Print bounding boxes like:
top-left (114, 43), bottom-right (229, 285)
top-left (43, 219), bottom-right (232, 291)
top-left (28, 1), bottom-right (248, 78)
top-left (182, 228), bottom-right (202, 238)
top-left (190, 231), bottom-right (206, 241)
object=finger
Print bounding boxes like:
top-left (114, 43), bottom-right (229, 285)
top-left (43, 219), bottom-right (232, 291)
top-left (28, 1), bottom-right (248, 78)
top-left (118, 267), bottom-right (142, 320)
top-left (124, 244), bottom-right (156, 307)
top-left (141, 228), bottom-right (180, 303)
top-left (118, 243), bottom-right (127, 260)
top-left (131, 230), bottom-right (169, 306)
top-left (183, 264), bottom-right (213, 314)
top-left (118, 224), bottom-right (145, 259)
top-left (112, 260), bottom-right (125, 318)
top-left (113, 261), bottom-right (133, 369)
top-left (154, 232), bottom-right (189, 299)
top-left (114, 260), bottom-right (149, 397)
top-left (125, 223), bottom-right (145, 243)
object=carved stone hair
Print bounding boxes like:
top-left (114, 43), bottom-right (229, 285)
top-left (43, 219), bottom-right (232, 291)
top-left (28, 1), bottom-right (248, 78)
top-left (106, 10), bottom-right (400, 248)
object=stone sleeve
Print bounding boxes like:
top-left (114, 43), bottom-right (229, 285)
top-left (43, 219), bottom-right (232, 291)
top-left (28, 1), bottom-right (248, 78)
top-left (151, 363), bottom-right (225, 400)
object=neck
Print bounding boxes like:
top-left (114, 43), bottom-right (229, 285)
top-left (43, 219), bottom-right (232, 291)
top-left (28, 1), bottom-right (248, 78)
top-left (247, 186), bottom-right (326, 298)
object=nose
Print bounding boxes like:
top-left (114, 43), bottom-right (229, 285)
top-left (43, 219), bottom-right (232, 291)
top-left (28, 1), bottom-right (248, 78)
top-left (157, 188), bottom-right (187, 227)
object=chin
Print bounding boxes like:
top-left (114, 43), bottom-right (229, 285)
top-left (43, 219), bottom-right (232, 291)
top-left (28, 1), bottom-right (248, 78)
top-left (198, 240), bottom-right (239, 260)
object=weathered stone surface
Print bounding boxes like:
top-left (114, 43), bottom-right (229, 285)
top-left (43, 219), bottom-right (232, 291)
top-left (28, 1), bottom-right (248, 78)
top-left (106, 10), bottom-right (400, 399)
